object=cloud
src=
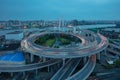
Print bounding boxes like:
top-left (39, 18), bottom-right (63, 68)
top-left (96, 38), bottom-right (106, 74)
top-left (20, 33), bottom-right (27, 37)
top-left (0, 0), bottom-right (120, 20)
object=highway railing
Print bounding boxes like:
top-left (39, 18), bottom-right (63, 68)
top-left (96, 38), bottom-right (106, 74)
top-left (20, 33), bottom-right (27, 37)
top-left (66, 55), bottom-right (96, 80)
top-left (0, 59), bottom-right (61, 72)
top-left (51, 58), bottom-right (81, 80)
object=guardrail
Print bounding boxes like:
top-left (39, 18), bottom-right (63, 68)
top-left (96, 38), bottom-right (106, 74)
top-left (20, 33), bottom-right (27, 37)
top-left (21, 32), bottom-right (108, 59)
top-left (66, 55), bottom-right (96, 80)
top-left (109, 43), bottom-right (120, 49)
top-left (51, 58), bottom-right (81, 80)
top-left (0, 59), bottom-right (61, 72)
top-left (107, 48), bottom-right (120, 56)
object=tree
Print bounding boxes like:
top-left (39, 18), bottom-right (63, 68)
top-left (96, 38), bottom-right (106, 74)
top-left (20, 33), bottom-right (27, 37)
top-left (70, 20), bottom-right (79, 26)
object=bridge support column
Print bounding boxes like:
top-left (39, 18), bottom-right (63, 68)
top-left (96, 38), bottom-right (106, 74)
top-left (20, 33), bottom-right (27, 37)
top-left (30, 54), bottom-right (34, 62)
top-left (83, 57), bottom-right (87, 65)
top-left (104, 49), bottom-right (107, 55)
top-left (62, 58), bottom-right (65, 66)
top-left (39, 56), bottom-right (42, 59)
top-left (10, 72), bottom-right (13, 77)
top-left (35, 69), bottom-right (38, 76)
top-left (57, 63), bottom-right (61, 68)
top-left (97, 53), bottom-right (101, 60)
top-left (43, 57), bottom-right (46, 62)
top-left (22, 72), bottom-right (25, 78)
top-left (48, 66), bottom-right (50, 72)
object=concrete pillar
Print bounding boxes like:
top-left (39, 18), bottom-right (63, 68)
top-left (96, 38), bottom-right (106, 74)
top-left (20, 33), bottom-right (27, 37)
top-left (39, 56), bottom-right (42, 62)
top-left (57, 63), bottom-right (60, 68)
top-left (39, 56), bottom-right (42, 59)
top-left (11, 72), bottom-right (13, 77)
top-left (30, 54), bottom-right (34, 62)
top-left (22, 72), bottom-right (25, 78)
top-left (97, 53), bottom-right (101, 60)
top-left (48, 66), bottom-right (50, 72)
top-left (62, 58), bottom-right (65, 66)
top-left (35, 69), bottom-right (38, 76)
top-left (104, 49), bottom-right (107, 55)
top-left (83, 57), bottom-right (87, 65)
top-left (43, 57), bottom-right (46, 62)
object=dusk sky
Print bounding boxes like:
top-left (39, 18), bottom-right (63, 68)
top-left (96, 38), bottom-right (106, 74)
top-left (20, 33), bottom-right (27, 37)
top-left (0, 0), bottom-right (120, 20)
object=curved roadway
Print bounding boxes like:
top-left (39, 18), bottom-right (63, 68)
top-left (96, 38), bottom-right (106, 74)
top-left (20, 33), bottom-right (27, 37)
top-left (51, 58), bottom-right (81, 80)
top-left (0, 28), bottom-right (108, 80)
top-left (0, 59), bottom-right (61, 72)
top-left (66, 55), bottom-right (96, 80)
top-left (20, 29), bottom-right (108, 79)
top-left (21, 31), bottom-right (108, 58)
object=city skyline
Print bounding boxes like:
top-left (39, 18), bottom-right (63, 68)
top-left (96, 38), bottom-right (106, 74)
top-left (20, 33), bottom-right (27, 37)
top-left (0, 0), bottom-right (120, 20)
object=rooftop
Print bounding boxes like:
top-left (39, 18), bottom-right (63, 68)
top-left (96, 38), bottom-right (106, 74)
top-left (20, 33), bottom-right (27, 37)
top-left (0, 51), bottom-right (25, 62)
top-left (7, 31), bottom-right (22, 34)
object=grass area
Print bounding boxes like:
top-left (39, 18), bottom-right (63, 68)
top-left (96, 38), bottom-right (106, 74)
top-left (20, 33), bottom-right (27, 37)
top-left (89, 28), bottom-right (103, 33)
top-left (105, 60), bottom-right (120, 69)
top-left (109, 39), bottom-right (120, 42)
top-left (60, 38), bottom-right (71, 45)
top-left (89, 29), bottom-right (98, 33)
top-left (34, 33), bottom-right (82, 48)
top-left (45, 39), bottom-right (55, 47)
top-left (35, 38), bottom-right (55, 47)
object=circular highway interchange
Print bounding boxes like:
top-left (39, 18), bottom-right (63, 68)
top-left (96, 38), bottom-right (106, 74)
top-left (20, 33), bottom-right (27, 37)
top-left (22, 29), bottom-right (108, 59)
top-left (1, 27), bottom-right (108, 80)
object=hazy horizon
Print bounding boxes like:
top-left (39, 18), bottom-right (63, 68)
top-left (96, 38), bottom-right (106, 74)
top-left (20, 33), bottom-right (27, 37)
top-left (0, 0), bottom-right (120, 21)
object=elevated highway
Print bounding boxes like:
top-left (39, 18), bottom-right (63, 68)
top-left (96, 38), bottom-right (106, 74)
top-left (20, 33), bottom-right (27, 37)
top-left (0, 28), bottom-right (108, 80)
top-left (51, 58), bottom-right (81, 80)
top-left (109, 43), bottom-right (120, 50)
top-left (0, 59), bottom-right (61, 72)
top-left (66, 55), bottom-right (96, 80)
top-left (107, 48), bottom-right (120, 56)
top-left (20, 29), bottom-right (108, 80)
top-left (21, 31), bottom-right (108, 58)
